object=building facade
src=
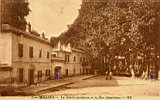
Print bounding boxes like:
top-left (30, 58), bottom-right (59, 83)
top-left (51, 41), bottom-right (91, 79)
top-left (0, 24), bottom-right (91, 86)
top-left (0, 24), bottom-right (52, 85)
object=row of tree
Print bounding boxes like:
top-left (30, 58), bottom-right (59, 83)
top-left (58, 0), bottom-right (160, 76)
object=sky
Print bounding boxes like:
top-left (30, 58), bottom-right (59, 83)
top-left (27, 0), bottom-right (82, 38)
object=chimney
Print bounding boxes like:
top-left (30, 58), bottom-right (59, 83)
top-left (28, 22), bottom-right (31, 32)
top-left (26, 22), bottom-right (31, 32)
top-left (41, 32), bottom-right (46, 39)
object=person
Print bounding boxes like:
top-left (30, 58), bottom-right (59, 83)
top-left (57, 71), bottom-right (61, 80)
top-left (106, 71), bottom-right (109, 80)
top-left (55, 72), bottom-right (58, 80)
top-left (108, 71), bottom-right (112, 80)
top-left (106, 70), bottom-right (112, 80)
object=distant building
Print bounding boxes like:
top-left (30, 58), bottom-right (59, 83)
top-left (0, 24), bottom-right (52, 86)
top-left (51, 41), bottom-right (91, 79)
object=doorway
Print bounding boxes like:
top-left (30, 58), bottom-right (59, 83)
top-left (54, 66), bottom-right (61, 80)
top-left (19, 68), bottom-right (24, 83)
top-left (28, 69), bottom-right (34, 85)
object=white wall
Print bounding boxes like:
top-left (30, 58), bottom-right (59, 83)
top-left (0, 71), bottom-right (11, 83)
top-left (12, 33), bottom-right (52, 63)
top-left (11, 33), bottom-right (52, 84)
top-left (0, 32), bottom-right (12, 66)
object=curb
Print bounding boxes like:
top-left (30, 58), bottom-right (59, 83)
top-left (36, 75), bottom-right (97, 94)
top-left (82, 75), bottom-right (97, 80)
top-left (35, 81), bottom-right (75, 95)
top-left (21, 75), bottom-right (97, 95)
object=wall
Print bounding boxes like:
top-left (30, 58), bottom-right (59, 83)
top-left (65, 50), bottom-right (85, 76)
top-left (0, 71), bottom-right (11, 83)
top-left (0, 32), bottom-right (12, 66)
top-left (11, 33), bottom-right (52, 84)
top-left (12, 33), bottom-right (51, 63)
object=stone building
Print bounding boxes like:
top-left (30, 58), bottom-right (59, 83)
top-left (51, 41), bottom-right (91, 79)
top-left (0, 24), bottom-right (52, 86)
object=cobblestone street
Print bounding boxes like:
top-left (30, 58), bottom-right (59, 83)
top-left (43, 76), bottom-right (160, 96)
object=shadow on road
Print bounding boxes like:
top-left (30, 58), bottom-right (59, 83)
top-left (65, 76), bottom-right (119, 89)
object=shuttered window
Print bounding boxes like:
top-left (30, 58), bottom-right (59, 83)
top-left (18, 43), bottom-right (23, 57)
top-left (29, 46), bottom-right (33, 58)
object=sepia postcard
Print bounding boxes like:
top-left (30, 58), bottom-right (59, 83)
top-left (0, 0), bottom-right (160, 100)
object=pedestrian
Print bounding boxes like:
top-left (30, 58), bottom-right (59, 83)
top-left (57, 71), bottom-right (61, 80)
top-left (55, 72), bottom-right (57, 80)
top-left (109, 71), bottom-right (112, 80)
top-left (106, 71), bottom-right (108, 80)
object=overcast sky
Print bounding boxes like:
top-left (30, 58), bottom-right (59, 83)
top-left (27, 0), bottom-right (82, 38)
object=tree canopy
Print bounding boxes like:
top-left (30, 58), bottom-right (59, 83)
top-left (58, 0), bottom-right (160, 59)
top-left (1, 0), bottom-right (30, 30)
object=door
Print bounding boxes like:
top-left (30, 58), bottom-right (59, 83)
top-left (65, 69), bottom-right (68, 76)
top-left (54, 66), bottom-right (61, 80)
top-left (28, 69), bottom-right (34, 85)
top-left (19, 68), bottom-right (24, 83)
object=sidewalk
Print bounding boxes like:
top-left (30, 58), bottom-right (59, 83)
top-left (17, 74), bottom-right (96, 95)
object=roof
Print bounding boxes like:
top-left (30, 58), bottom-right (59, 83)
top-left (1, 24), bottom-right (51, 45)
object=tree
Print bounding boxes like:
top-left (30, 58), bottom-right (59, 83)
top-left (58, 0), bottom-right (160, 76)
top-left (1, 0), bottom-right (30, 30)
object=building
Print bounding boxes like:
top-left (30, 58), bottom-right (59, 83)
top-left (0, 24), bottom-right (52, 86)
top-left (51, 41), bottom-right (91, 79)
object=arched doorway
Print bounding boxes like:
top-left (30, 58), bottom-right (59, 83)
top-left (54, 66), bottom-right (61, 80)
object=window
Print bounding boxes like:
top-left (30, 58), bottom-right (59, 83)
top-left (47, 52), bottom-right (50, 59)
top-left (39, 49), bottom-right (42, 58)
top-left (19, 68), bottom-right (24, 82)
top-left (38, 71), bottom-right (42, 80)
top-left (80, 57), bottom-right (83, 62)
top-left (18, 43), bottom-right (23, 57)
top-left (73, 56), bottom-right (76, 62)
top-left (73, 68), bottom-right (76, 75)
top-left (29, 46), bottom-right (33, 58)
top-left (83, 57), bottom-right (85, 62)
top-left (65, 55), bottom-right (70, 62)
top-left (65, 55), bottom-right (67, 62)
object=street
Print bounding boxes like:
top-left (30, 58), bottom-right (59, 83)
top-left (42, 76), bottom-right (160, 96)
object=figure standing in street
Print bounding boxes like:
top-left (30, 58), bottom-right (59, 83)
top-left (109, 71), bottom-right (112, 80)
top-left (57, 71), bottom-right (60, 80)
top-left (105, 71), bottom-right (109, 80)
top-left (106, 70), bottom-right (112, 80)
